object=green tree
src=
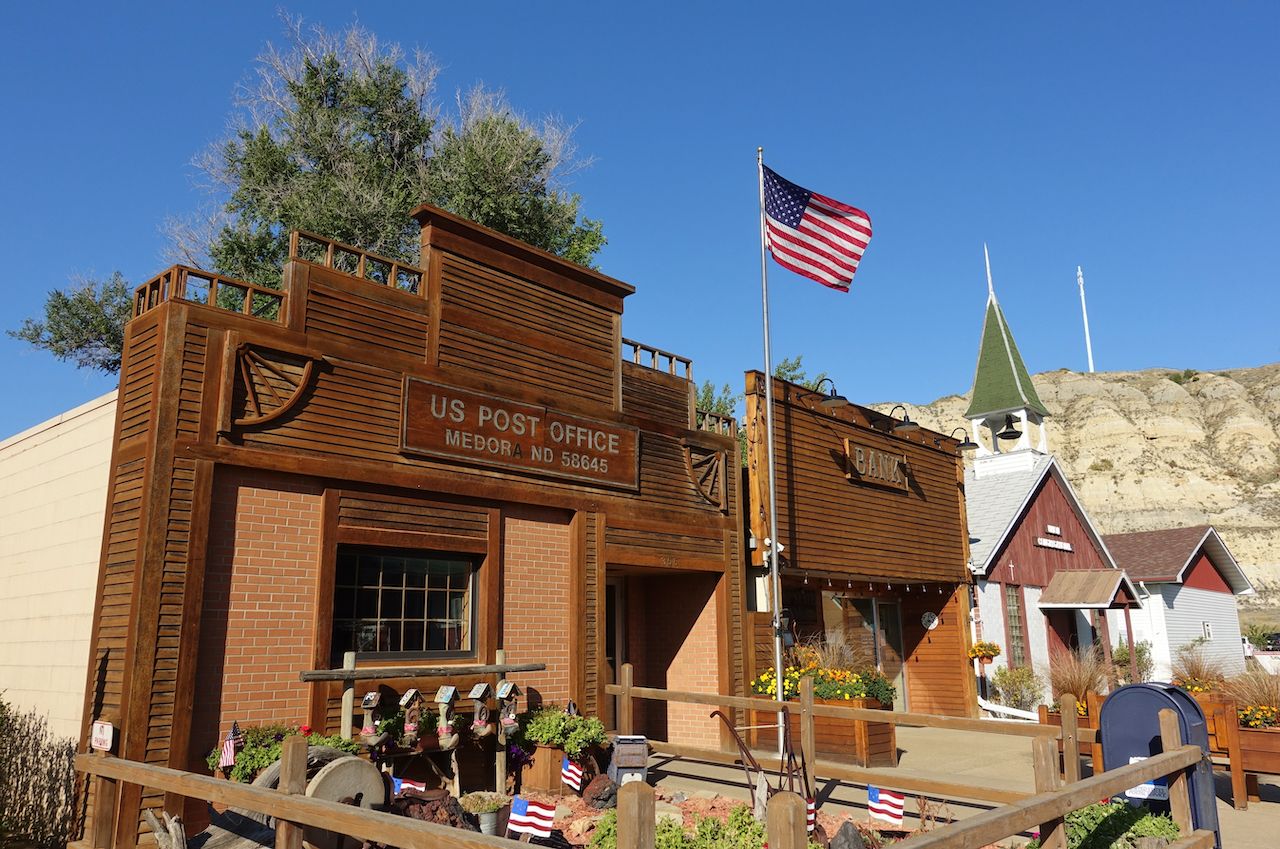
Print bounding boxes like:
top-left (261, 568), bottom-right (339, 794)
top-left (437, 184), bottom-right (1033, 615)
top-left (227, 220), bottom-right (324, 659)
top-left (17, 17), bottom-right (605, 372)
top-left (8, 275), bottom-right (132, 373)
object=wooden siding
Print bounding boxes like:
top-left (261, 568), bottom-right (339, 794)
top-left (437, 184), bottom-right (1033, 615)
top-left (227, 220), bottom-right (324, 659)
top-left (745, 373), bottom-right (967, 583)
top-left (118, 318), bottom-right (160, 443)
top-left (304, 270), bottom-right (429, 359)
top-left (1182, 552), bottom-right (1232, 594)
top-left (336, 491), bottom-right (489, 540)
top-left (987, 473), bottom-right (1109, 588)
top-left (901, 586), bottom-right (976, 716)
top-left (622, 362), bottom-right (692, 425)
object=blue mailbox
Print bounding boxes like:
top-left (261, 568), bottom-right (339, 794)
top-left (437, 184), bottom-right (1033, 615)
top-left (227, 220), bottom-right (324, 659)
top-left (1098, 683), bottom-right (1220, 848)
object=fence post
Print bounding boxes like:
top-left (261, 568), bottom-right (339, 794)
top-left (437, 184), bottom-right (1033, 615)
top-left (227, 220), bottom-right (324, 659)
top-left (1059, 694), bottom-right (1080, 784)
top-left (799, 676), bottom-right (816, 796)
top-left (90, 753), bottom-right (117, 849)
top-left (340, 651), bottom-right (356, 740)
top-left (766, 791), bottom-right (807, 849)
top-left (1087, 691), bottom-right (1104, 773)
top-left (274, 734), bottom-right (308, 849)
top-left (619, 663), bottom-right (634, 736)
top-left (496, 649), bottom-right (508, 794)
top-left (617, 780), bottom-right (655, 849)
top-left (1158, 709), bottom-right (1194, 834)
top-left (1032, 738), bottom-right (1067, 849)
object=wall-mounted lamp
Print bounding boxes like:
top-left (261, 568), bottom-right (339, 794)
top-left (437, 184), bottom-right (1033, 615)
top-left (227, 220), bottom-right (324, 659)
top-left (812, 377), bottom-right (850, 409)
top-left (996, 414), bottom-right (1022, 441)
top-left (887, 404), bottom-right (920, 435)
top-left (946, 427), bottom-right (979, 452)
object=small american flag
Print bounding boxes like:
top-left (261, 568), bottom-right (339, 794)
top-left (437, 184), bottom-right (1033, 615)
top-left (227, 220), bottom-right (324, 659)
top-left (507, 796), bottom-right (556, 838)
top-left (217, 721), bottom-right (243, 769)
top-left (763, 165), bottom-right (872, 292)
top-left (561, 757), bottom-right (584, 791)
top-left (806, 797), bottom-right (817, 833)
top-left (392, 777), bottom-right (428, 796)
top-left (867, 785), bottom-right (905, 826)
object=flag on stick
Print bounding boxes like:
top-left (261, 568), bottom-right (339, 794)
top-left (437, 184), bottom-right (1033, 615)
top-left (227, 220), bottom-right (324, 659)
top-left (762, 165), bottom-right (872, 292)
top-left (561, 757), bottom-right (584, 791)
top-left (507, 796), bottom-right (556, 838)
top-left (867, 785), bottom-right (905, 826)
top-left (218, 721), bottom-right (243, 769)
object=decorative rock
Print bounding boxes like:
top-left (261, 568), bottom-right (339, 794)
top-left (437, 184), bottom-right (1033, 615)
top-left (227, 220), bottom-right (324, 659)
top-left (567, 814), bottom-right (603, 840)
top-left (556, 803), bottom-right (574, 820)
top-left (390, 790), bottom-right (478, 832)
top-left (582, 775), bottom-right (618, 810)
top-left (830, 821), bottom-right (866, 849)
top-left (654, 802), bottom-right (683, 826)
top-left (670, 791), bottom-right (687, 804)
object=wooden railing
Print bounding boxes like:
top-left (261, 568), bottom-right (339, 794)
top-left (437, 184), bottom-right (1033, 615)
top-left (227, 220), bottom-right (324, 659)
top-left (289, 230), bottom-right (425, 295)
top-left (622, 338), bottom-right (694, 381)
top-left (696, 408), bottom-right (736, 437)
top-left (73, 707), bottom-right (1209, 849)
top-left (133, 266), bottom-right (286, 322)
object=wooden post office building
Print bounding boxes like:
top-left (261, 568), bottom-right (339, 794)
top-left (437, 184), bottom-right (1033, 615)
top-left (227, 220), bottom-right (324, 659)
top-left (80, 208), bottom-right (745, 846)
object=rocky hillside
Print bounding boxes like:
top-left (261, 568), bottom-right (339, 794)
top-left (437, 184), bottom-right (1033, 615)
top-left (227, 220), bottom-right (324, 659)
top-left (879, 364), bottom-right (1280, 604)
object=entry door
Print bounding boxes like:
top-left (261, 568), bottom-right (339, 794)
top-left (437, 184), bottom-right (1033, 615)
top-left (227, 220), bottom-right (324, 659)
top-left (602, 580), bottom-right (626, 730)
top-left (876, 601), bottom-right (908, 711)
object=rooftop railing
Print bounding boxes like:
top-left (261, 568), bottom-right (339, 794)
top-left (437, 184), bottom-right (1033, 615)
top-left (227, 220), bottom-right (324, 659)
top-left (289, 230), bottom-right (424, 295)
top-left (622, 337), bottom-right (693, 381)
top-left (133, 266), bottom-right (285, 322)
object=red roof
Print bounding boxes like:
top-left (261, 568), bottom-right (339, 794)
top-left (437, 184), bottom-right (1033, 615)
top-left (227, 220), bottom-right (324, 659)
top-left (1102, 525), bottom-right (1213, 582)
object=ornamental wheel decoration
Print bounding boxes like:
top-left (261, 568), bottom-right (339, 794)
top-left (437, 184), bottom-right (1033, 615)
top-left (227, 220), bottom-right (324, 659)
top-left (224, 344), bottom-right (322, 431)
top-left (683, 442), bottom-right (728, 511)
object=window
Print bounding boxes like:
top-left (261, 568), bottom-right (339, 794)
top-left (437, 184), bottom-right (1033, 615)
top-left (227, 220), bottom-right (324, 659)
top-left (1004, 585), bottom-right (1027, 668)
top-left (331, 546), bottom-right (475, 663)
top-left (1202, 621), bottom-right (1213, 641)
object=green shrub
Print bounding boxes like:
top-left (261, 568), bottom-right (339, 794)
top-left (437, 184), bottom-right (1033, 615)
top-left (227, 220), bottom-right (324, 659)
top-left (205, 724), bottom-right (361, 783)
top-left (0, 696), bottom-right (80, 848)
top-left (1112, 641), bottom-right (1154, 684)
top-left (517, 707), bottom-right (607, 758)
top-left (990, 665), bottom-right (1045, 712)
top-left (1025, 800), bottom-right (1178, 849)
top-left (589, 803), bottom-right (822, 849)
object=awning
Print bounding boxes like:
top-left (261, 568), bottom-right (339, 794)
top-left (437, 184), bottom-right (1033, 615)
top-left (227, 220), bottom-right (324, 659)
top-left (1037, 570), bottom-right (1141, 610)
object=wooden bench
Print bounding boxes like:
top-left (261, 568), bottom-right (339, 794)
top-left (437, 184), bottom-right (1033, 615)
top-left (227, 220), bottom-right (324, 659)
top-left (1193, 694), bottom-right (1248, 810)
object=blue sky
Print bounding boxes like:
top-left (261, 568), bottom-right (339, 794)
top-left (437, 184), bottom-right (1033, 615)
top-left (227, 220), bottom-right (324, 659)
top-left (3, 2), bottom-right (1277, 437)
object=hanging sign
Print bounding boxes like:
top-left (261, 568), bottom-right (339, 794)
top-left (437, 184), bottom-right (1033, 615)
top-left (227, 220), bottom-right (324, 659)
top-left (90, 720), bottom-right (114, 752)
top-left (843, 438), bottom-right (909, 492)
top-left (402, 378), bottom-right (639, 489)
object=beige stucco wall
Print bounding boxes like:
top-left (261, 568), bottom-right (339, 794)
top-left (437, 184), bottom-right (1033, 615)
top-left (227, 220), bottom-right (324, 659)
top-left (0, 391), bottom-right (115, 737)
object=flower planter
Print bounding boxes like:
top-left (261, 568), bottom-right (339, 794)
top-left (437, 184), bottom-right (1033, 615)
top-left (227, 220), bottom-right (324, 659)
top-left (1037, 694), bottom-right (1103, 771)
top-left (757, 698), bottom-right (896, 768)
top-left (520, 743), bottom-right (570, 795)
top-left (1238, 727), bottom-right (1280, 774)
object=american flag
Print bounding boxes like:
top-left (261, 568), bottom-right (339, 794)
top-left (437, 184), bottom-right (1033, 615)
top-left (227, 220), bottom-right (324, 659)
top-left (392, 777), bottom-right (428, 796)
top-left (217, 721), bottom-right (243, 769)
top-left (507, 796), bottom-right (556, 838)
top-left (867, 785), bottom-right (905, 826)
top-left (763, 165), bottom-right (872, 292)
top-left (561, 757), bottom-right (584, 791)
top-left (806, 797), bottom-right (817, 833)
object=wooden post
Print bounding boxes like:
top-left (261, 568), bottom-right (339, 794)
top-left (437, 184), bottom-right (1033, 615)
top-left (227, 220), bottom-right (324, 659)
top-left (1159, 709), bottom-right (1194, 835)
top-left (495, 649), bottom-right (507, 794)
top-left (617, 780), bottom-right (655, 849)
top-left (275, 734), bottom-right (308, 849)
top-left (766, 792), bottom-right (807, 849)
top-left (91, 753), bottom-right (118, 849)
top-left (1059, 695), bottom-right (1080, 784)
top-left (618, 663), bottom-right (634, 736)
top-left (798, 676), bottom-right (816, 795)
top-left (1032, 737), bottom-right (1067, 849)
top-left (1123, 606), bottom-right (1138, 682)
top-left (340, 651), bottom-right (356, 741)
top-left (1087, 691), bottom-right (1105, 773)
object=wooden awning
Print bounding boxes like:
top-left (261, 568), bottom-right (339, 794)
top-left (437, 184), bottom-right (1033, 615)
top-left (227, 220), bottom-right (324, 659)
top-left (1037, 570), bottom-right (1141, 609)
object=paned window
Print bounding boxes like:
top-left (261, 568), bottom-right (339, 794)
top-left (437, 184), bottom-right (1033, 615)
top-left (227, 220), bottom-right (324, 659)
top-left (331, 547), bottom-right (475, 663)
top-left (1004, 585), bottom-right (1027, 668)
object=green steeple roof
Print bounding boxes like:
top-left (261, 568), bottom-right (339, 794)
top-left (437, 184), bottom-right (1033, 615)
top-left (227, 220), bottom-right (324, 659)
top-left (965, 293), bottom-right (1049, 419)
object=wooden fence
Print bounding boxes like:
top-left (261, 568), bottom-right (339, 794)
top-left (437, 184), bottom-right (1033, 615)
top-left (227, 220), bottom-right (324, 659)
top-left (73, 707), bottom-right (1209, 849)
top-left (608, 663), bottom-right (1097, 804)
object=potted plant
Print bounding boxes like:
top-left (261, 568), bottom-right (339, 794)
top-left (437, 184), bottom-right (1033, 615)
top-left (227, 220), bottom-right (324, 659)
top-left (205, 723), bottom-right (360, 783)
top-left (1036, 647), bottom-right (1109, 770)
top-left (460, 792), bottom-right (509, 835)
top-left (967, 641), bottom-right (1001, 664)
top-left (750, 640), bottom-right (897, 768)
top-left (511, 707), bottom-right (606, 794)
top-left (1221, 672), bottom-right (1280, 776)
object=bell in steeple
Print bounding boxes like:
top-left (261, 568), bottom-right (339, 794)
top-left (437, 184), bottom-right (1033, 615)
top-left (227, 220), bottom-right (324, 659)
top-left (965, 245), bottom-right (1049, 475)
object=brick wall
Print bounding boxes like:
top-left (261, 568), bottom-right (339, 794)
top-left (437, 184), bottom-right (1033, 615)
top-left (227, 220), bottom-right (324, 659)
top-left (189, 469), bottom-right (322, 769)
top-left (501, 505), bottom-right (572, 707)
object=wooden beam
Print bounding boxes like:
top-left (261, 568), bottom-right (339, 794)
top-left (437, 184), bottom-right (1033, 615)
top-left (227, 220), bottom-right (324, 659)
top-left (299, 663), bottom-right (545, 683)
top-left (616, 781), bottom-right (655, 849)
top-left (766, 792), bottom-right (807, 849)
top-left (274, 735), bottom-right (307, 849)
top-left (1159, 709), bottom-right (1194, 835)
top-left (1060, 695), bottom-right (1081, 785)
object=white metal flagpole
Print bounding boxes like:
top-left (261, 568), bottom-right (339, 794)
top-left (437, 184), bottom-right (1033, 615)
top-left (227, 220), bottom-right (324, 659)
top-left (756, 147), bottom-right (786, 759)
top-left (1077, 265), bottom-right (1095, 373)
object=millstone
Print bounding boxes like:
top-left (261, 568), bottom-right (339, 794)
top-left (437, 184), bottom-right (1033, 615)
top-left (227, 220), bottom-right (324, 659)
top-left (302, 756), bottom-right (387, 849)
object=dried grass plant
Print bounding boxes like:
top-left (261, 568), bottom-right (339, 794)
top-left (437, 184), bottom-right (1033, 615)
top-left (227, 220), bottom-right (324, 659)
top-left (1047, 646), bottom-right (1109, 701)
top-left (0, 698), bottom-right (81, 848)
top-left (1220, 670), bottom-right (1280, 709)
top-left (790, 630), bottom-right (874, 672)
top-left (1171, 642), bottom-right (1226, 692)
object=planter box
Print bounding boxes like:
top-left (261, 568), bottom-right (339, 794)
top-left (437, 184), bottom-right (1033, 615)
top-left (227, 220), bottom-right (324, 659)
top-left (1239, 727), bottom-right (1280, 774)
top-left (518, 743), bottom-right (598, 795)
top-left (1037, 694), bottom-right (1103, 771)
top-left (758, 698), bottom-right (896, 768)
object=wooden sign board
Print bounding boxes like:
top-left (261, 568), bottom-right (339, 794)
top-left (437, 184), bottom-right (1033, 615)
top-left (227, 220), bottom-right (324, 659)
top-left (90, 720), bottom-right (114, 752)
top-left (402, 378), bottom-right (639, 489)
top-left (843, 438), bottom-right (910, 491)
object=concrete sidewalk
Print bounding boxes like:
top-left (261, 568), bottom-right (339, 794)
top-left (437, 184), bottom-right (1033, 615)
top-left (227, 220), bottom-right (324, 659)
top-left (649, 726), bottom-right (1280, 847)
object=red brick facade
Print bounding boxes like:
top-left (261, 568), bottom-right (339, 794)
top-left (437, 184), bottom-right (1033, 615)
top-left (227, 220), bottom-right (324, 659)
top-left (190, 469), bottom-right (322, 768)
top-left (500, 505), bottom-right (573, 706)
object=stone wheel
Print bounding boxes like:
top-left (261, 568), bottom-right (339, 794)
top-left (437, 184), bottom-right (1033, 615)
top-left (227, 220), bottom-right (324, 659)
top-left (234, 746), bottom-right (352, 826)
top-left (302, 756), bottom-right (387, 849)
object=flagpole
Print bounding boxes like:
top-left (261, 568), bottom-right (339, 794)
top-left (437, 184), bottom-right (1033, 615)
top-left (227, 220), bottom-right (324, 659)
top-left (1077, 266), bottom-right (1095, 373)
top-left (757, 147), bottom-right (786, 759)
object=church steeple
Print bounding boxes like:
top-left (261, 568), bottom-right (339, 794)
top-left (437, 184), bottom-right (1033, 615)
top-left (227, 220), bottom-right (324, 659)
top-left (965, 246), bottom-right (1049, 472)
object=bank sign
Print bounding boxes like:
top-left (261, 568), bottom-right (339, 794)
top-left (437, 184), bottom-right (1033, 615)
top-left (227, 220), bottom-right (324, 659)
top-left (401, 378), bottom-right (639, 489)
